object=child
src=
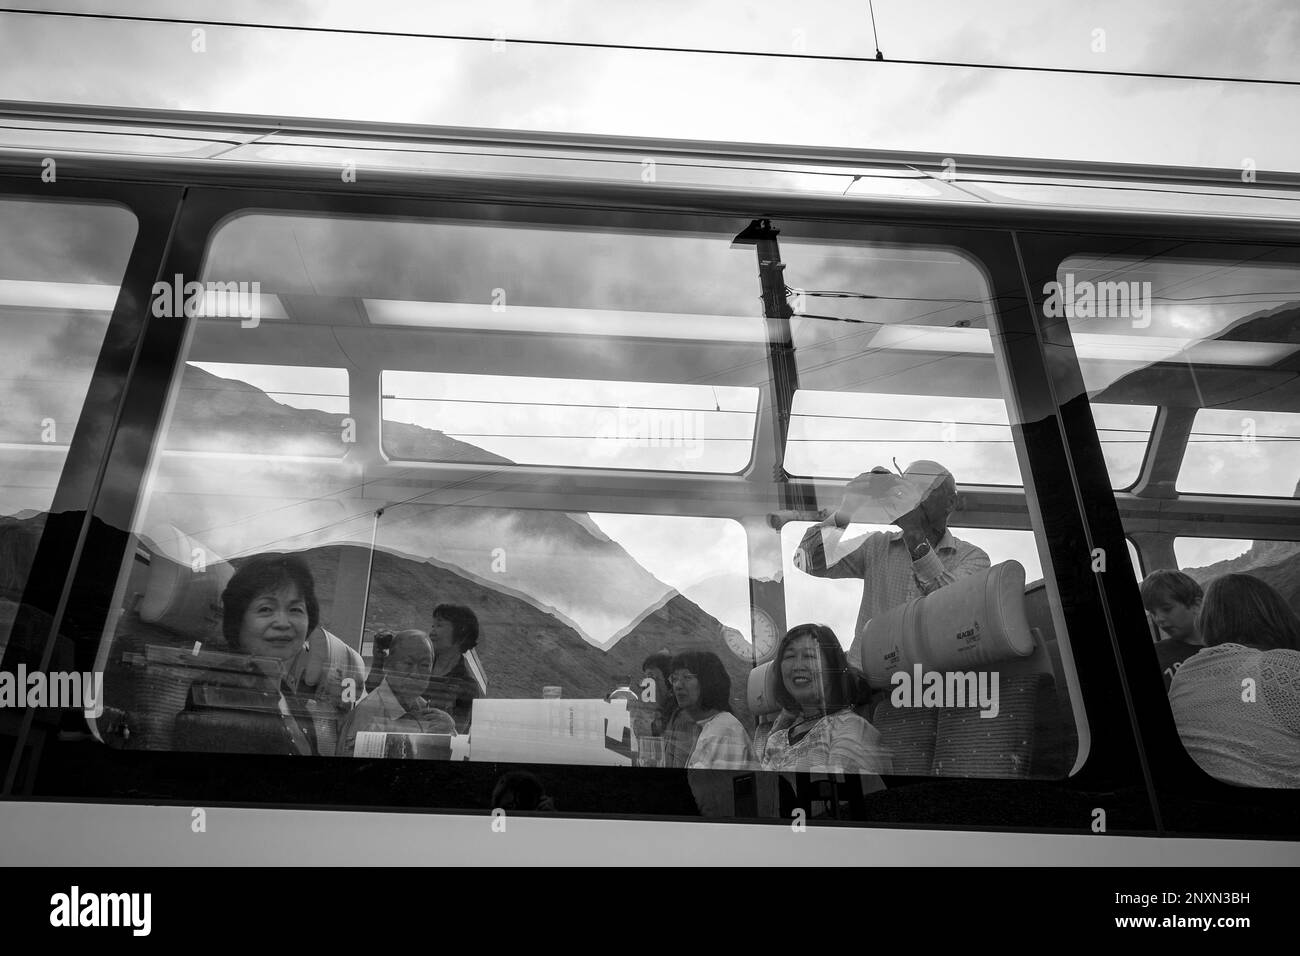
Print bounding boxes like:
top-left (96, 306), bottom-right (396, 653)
top-left (1138, 569), bottom-right (1205, 690)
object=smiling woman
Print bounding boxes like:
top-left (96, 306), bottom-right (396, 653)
top-left (755, 624), bottom-right (892, 779)
top-left (205, 553), bottom-right (364, 755)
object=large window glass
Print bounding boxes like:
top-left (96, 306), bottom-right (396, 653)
top-left (94, 210), bottom-right (1085, 819)
top-left (0, 199), bottom-right (138, 660)
top-left (1060, 251), bottom-right (1300, 789)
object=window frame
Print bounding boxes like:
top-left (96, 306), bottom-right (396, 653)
top-left (0, 174), bottom-right (182, 798)
top-left (1017, 230), bottom-right (1300, 839)
top-left (10, 180), bottom-right (1174, 837)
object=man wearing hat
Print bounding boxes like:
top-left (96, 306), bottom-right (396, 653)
top-left (792, 460), bottom-right (990, 646)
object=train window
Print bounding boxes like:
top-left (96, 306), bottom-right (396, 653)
top-left (787, 392), bottom-right (1154, 489)
top-left (1174, 537), bottom-right (1300, 594)
top-left (380, 370), bottom-right (758, 472)
top-left (1095, 403), bottom-right (1159, 489)
top-left (786, 391), bottom-right (1022, 484)
top-left (1059, 251), bottom-right (1300, 788)
top-left (1177, 408), bottom-right (1300, 497)
top-left (91, 210), bottom-right (1085, 812)
top-left (773, 235), bottom-right (1084, 781)
top-left (94, 209), bottom-right (776, 772)
top-left (0, 198), bottom-right (137, 659)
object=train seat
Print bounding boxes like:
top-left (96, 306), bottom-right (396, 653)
top-left (107, 524), bottom-right (236, 750)
top-left (856, 561), bottom-right (1063, 778)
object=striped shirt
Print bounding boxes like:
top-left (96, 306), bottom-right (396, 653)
top-left (794, 523), bottom-right (990, 645)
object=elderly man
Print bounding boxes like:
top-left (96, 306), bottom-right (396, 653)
top-left (793, 460), bottom-right (990, 647)
top-left (337, 629), bottom-right (456, 757)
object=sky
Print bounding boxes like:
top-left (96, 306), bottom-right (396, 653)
top-left (1, 2), bottom-right (1297, 648)
top-left (1, 0), bottom-right (1300, 171)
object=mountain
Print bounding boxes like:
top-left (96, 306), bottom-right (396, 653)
top-left (604, 592), bottom-right (756, 727)
top-left (297, 543), bottom-right (621, 700)
top-left (153, 364), bottom-right (696, 650)
top-left (1, 360), bottom-right (757, 720)
top-left (297, 541), bottom-right (753, 720)
top-left (1181, 538), bottom-right (1300, 615)
top-left (168, 364), bottom-right (515, 463)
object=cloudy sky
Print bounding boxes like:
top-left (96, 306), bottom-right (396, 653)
top-left (1, 0), bottom-right (1300, 170)
top-left (2, 1), bottom-right (1296, 647)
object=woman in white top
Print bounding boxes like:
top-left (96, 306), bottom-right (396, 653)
top-left (1169, 573), bottom-right (1300, 788)
top-left (755, 624), bottom-right (893, 776)
top-left (667, 651), bottom-right (754, 770)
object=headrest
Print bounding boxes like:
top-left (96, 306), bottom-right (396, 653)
top-left (746, 661), bottom-right (782, 717)
top-left (137, 524), bottom-right (234, 641)
top-left (856, 560), bottom-right (1034, 688)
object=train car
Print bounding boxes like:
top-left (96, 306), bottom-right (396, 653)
top-left (0, 102), bottom-right (1297, 864)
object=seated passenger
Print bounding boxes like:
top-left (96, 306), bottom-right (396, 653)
top-left (337, 630), bottom-right (456, 757)
top-left (755, 624), bottom-right (893, 776)
top-left (665, 651), bottom-right (754, 770)
top-left (425, 604), bottom-right (483, 734)
top-left (1169, 574), bottom-right (1300, 787)
top-left (1139, 569), bottom-right (1205, 689)
top-left (221, 553), bottom-right (365, 755)
top-left (641, 650), bottom-right (676, 736)
top-left (364, 629), bottom-right (395, 694)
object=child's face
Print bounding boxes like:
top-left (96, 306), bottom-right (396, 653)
top-left (1149, 598), bottom-right (1198, 641)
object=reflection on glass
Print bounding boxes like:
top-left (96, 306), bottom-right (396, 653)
top-left (787, 390), bottom-right (1021, 484)
top-left (0, 199), bottom-right (137, 659)
top-left (84, 210), bottom-right (1083, 798)
top-left (1178, 409), bottom-right (1300, 497)
top-left (1061, 251), bottom-right (1300, 790)
top-left (381, 370), bottom-right (758, 472)
top-left (782, 521), bottom-right (1044, 648)
top-left (163, 363), bottom-right (351, 458)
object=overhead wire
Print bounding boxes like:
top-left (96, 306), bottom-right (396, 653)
top-left (1, 7), bottom-right (1299, 88)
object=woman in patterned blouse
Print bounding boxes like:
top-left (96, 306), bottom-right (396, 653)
top-left (755, 624), bottom-right (893, 776)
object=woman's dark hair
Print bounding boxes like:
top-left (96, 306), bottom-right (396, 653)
top-left (667, 650), bottom-right (733, 714)
top-left (221, 553), bottom-right (320, 648)
top-left (1198, 573), bottom-right (1300, 652)
top-left (432, 604), bottom-right (479, 652)
top-left (773, 623), bottom-right (856, 713)
top-left (641, 650), bottom-right (673, 681)
top-left (640, 650), bottom-right (677, 717)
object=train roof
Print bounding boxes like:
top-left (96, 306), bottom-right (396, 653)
top-left (2, 100), bottom-right (1300, 230)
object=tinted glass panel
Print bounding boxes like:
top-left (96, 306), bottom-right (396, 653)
top-left (92, 212), bottom-right (1085, 823)
top-left (1061, 251), bottom-right (1300, 789)
top-left (0, 199), bottom-right (137, 659)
